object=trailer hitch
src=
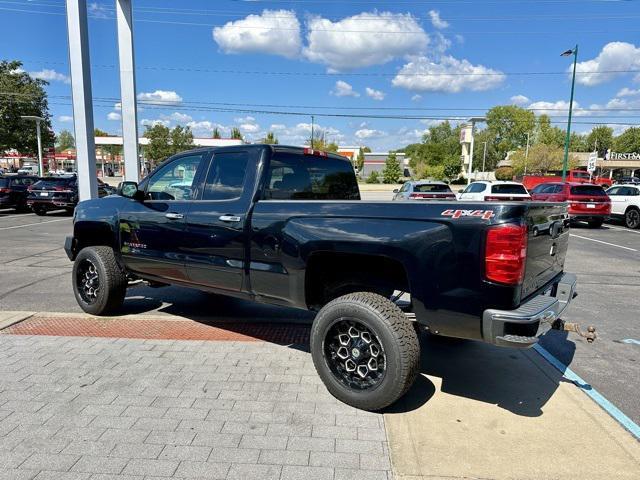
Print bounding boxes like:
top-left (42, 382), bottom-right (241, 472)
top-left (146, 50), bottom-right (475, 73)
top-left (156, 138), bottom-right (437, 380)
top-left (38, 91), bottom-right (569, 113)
top-left (551, 319), bottom-right (597, 343)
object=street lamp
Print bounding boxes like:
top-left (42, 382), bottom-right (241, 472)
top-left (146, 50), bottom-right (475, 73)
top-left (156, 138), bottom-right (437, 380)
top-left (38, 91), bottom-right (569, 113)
top-left (20, 115), bottom-right (45, 175)
top-left (466, 116), bottom-right (486, 184)
top-left (561, 45), bottom-right (578, 182)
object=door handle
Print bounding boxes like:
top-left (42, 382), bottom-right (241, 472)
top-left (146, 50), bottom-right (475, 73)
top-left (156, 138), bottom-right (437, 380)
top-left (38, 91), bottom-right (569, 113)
top-left (219, 215), bottom-right (242, 223)
top-left (165, 212), bottom-right (184, 220)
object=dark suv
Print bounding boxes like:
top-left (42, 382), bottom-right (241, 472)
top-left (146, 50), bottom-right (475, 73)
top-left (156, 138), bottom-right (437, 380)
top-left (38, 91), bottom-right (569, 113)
top-left (0, 175), bottom-right (39, 212)
top-left (27, 175), bottom-right (115, 215)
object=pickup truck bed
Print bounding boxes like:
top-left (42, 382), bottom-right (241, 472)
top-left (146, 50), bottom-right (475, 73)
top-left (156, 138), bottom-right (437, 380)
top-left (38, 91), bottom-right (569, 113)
top-left (65, 144), bottom-right (578, 410)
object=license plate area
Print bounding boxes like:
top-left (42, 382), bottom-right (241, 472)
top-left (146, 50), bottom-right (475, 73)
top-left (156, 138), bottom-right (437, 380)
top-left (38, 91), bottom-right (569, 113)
top-left (586, 203), bottom-right (595, 208)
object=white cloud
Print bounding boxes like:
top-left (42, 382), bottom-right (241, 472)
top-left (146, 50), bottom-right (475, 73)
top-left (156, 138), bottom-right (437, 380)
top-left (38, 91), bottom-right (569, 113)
top-left (616, 87), bottom-right (640, 97)
top-left (527, 100), bottom-right (588, 117)
top-left (411, 94), bottom-right (422, 102)
top-left (29, 69), bottom-right (70, 84)
top-left (270, 124), bottom-right (287, 132)
top-left (137, 90), bottom-right (182, 104)
top-left (107, 112), bottom-right (121, 121)
top-left (510, 95), bottom-right (530, 105)
top-left (88, 2), bottom-right (110, 19)
top-left (141, 118), bottom-right (170, 128)
top-left (428, 10), bottom-right (449, 29)
top-left (58, 115), bottom-right (73, 122)
top-left (304, 11), bottom-right (428, 70)
top-left (573, 42), bottom-right (640, 86)
top-left (213, 9), bottom-right (301, 59)
top-left (235, 116), bottom-right (261, 134)
top-left (185, 121), bottom-right (229, 137)
top-left (355, 128), bottom-right (386, 139)
top-left (114, 102), bottom-right (122, 111)
top-left (365, 87), bottom-right (385, 101)
top-left (331, 80), bottom-right (360, 97)
top-left (166, 112), bottom-right (192, 123)
top-left (392, 55), bottom-right (505, 93)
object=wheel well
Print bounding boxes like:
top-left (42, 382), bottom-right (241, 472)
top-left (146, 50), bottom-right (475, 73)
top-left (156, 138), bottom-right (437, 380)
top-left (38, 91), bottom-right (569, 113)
top-left (625, 205), bottom-right (639, 213)
top-left (74, 223), bottom-right (117, 256)
top-left (305, 252), bottom-right (410, 309)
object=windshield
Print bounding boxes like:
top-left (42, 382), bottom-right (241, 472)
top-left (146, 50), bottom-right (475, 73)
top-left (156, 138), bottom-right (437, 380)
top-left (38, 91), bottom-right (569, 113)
top-left (33, 178), bottom-right (75, 189)
top-left (414, 184), bottom-right (452, 193)
top-left (570, 185), bottom-right (606, 196)
top-left (491, 184), bottom-right (527, 194)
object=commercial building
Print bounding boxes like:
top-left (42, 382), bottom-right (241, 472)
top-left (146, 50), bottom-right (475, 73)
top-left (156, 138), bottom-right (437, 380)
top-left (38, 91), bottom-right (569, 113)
top-left (361, 152), bottom-right (409, 178)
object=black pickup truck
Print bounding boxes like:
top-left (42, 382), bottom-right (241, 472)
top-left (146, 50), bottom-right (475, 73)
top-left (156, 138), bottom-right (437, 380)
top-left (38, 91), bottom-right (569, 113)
top-left (65, 144), bottom-right (578, 410)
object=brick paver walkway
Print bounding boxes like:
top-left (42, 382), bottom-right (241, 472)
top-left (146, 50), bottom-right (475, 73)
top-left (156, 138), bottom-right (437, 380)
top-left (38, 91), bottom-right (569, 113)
top-left (0, 334), bottom-right (392, 480)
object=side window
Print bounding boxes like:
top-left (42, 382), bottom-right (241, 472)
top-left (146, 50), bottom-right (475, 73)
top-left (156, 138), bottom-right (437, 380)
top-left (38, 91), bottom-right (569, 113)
top-left (263, 153), bottom-right (359, 200)
top-left (467, 183), bottom-right (486, 193)
top-left (400, 182), bottom-right (410, 193)
top-left (201, 151), bottom-right (249, 201)
top-left (146, 154), bottom-right (204, 201)
top-left (631, 188), bottom-right (640, 196)
top-left (607, 187), bottom-right (621, 196)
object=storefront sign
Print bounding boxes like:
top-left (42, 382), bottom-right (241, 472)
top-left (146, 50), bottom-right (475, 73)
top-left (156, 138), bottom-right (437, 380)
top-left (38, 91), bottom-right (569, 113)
top-left (605, 151), bottom-right (640, 161)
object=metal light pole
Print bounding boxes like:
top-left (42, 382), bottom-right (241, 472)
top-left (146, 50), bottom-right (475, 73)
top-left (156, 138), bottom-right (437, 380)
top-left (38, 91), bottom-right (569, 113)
top-left (310, 115), bottom-right (315, 148)
top-left (524, 132), bottom-right (530, 175)
top-left (561, 45), bottom-right (578, 182)
top-left (466, 117), bottom-right (486, 184)
top-left (20, 116), bottom-right (44, 175)
top-left (482, 141), bottom-right (487, 174)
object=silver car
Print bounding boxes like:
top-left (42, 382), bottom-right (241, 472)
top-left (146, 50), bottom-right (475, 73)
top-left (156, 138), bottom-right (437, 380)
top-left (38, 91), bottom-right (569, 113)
top-left (393, 181), bottom-right (456, 201)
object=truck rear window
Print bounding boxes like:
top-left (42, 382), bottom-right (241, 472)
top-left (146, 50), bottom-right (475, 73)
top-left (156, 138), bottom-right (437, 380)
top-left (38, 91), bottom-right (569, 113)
top-left (0, 179), bottom-right (8, 188)
top-left (491, 184), bottom-right (527, 194)
top-left (570, 185), bottom-right (606, 196)
top-left (414, 184), bottom-right (451, 193)
top-left (263, 153), bottom-right (360, 200)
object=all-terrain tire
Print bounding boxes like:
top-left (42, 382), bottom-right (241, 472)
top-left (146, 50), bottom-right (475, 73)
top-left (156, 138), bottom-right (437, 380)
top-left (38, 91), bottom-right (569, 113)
top-left (72, 246), bottom-right (127, 315)
top-left (310, 292), bottom-right (420, 411)
top-left (588, 219), bottom-right (604, 228)
top-left (625, 207), bottom-right (640, 229)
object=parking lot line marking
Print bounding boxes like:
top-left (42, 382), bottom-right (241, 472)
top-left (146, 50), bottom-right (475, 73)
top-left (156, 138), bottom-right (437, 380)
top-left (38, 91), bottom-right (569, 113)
top-left (606, 225), bottom-right (640, 235)
top-left (533, 344), bottom-right (640, 441)
top-left (0, 218), bottom-right (70, 231)
top-left (569, 234), bottom-right (638, 252)
top-left (0, 213), bottom-right (36, 219)
top-left (621, 339), bottom-right (640, 345)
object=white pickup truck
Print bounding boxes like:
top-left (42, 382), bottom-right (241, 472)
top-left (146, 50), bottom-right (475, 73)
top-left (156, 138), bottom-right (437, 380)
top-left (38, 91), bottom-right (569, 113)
top-left (606, 184), bottom-right (640, 229)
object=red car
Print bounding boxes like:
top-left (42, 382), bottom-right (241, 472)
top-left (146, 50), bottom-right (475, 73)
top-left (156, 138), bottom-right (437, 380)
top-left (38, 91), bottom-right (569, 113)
top-left (530, 182), bottom-right (611, 228)
top-left (522, 170), bottom-right (612, 190)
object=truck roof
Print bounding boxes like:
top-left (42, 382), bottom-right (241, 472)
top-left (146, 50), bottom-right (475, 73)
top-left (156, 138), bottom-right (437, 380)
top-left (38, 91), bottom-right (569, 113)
top-left (173, 144), bottom-right (350, 163)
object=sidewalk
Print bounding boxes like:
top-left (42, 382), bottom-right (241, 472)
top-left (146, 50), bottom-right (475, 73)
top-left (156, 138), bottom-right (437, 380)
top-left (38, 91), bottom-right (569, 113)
top-left (1, 312), bottom-right (638, 480)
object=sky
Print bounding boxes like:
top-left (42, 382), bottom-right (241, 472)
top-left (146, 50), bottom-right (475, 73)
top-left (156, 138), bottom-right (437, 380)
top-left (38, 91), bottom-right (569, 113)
top-left (2, 0), bottom-right (640, 151)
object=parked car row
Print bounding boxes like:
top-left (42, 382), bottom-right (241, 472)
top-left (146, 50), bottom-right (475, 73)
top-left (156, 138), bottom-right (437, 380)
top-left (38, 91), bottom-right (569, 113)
top-left (0, 174), bottom-right (116, 215)
top-left (393, 179), bottom-right (640, 230)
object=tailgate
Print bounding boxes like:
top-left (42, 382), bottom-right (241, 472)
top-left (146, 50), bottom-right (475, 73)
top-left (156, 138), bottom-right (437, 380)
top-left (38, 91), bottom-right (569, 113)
top-left (521, 203), bottom-right (569, 300)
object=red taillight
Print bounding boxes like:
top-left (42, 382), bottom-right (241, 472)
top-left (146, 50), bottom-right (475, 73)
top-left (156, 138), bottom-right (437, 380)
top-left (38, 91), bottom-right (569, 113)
top-left (410, 193), bottom-right (455, 199)
top-left (0, 188), bottom-right (10, 193)
top-left (485, 224), bottom-right (528, 285)
top-left (54, 186), bottom-right (66, 191)
top-left (484, 196), bottom-right (502, 201)
top-left (303, 147), bottom-right (328, 157)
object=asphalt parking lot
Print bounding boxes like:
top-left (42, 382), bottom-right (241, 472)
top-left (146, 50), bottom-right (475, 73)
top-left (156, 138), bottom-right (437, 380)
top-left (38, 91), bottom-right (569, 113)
top-left (0, 195), bottom-right (639, 430)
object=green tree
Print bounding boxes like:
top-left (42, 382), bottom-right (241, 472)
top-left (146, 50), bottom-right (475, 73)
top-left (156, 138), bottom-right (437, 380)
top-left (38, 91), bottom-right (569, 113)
top-left (569, 132), bottom-right (587, 152)
top-left (472, 128), bottom-right (501, 171)
top-left (212, 127), bottom-right (221, 139)
top-left (586, 126), bottom-right (614, 155)
top-left (534, 115), bottom-right (564, 148)
top-left (56, 129), bottom-right (75, 151)
top-left (510, 143), bottom-right (578, 175)
top-left (382, 152), bottom-right (402, 184)
top-left (170, 125), bottom-right (194, 152)
top-left (230, 127), bottom-right (243, 140)
top-left (613, 127), bottom-right (640, 153)
top-left (486, 105), bottom-right (536, 160)
top-left (356, 147), bottom-right (365, 171)
top-left (308, 129), bottom-right (338, 152)
top-left (366, 170), bottom-right (380, 184)
top-left (261, 131), bottom-right (278, 144)
top-left (0, 60), bottom-right (55, 155)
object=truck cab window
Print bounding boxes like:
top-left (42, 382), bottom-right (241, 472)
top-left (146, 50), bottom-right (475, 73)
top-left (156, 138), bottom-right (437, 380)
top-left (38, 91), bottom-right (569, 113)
top-left (146, 154), bottom-right (203, 201)
top-left (202, 151), bottom-right (249, 201)
top-left (263, 153), bottom-right (359, 200)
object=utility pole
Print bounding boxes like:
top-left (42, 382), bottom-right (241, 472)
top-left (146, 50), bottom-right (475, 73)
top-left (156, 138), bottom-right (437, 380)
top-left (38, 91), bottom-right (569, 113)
top-left (310, 115), bottom-right (315, 148)
top-left (561, 44), bottom-right (578, 182)
top-left (524, 132), bottom-right (530, 175)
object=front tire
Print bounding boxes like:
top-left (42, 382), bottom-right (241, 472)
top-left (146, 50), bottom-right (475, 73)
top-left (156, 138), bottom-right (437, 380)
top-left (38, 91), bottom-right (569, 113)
top-left (72, 246), bottom-right (127, 315)
top-left (310, 292), bottom-right (420, 411)
top-left (625, 208), bottom-right (640, 229)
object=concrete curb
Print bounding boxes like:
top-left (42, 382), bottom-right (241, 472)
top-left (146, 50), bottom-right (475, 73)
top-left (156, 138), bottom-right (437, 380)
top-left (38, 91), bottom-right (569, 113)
top-left (0, 311), bottom-right (36, 330)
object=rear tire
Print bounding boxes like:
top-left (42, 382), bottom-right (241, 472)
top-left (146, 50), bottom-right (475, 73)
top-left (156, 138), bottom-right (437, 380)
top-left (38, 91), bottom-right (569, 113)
top-left (33, 207), bottom-right (46, 216)
top-left (72, 246), bottom-right (127, 315)
top-left (625, 208), bottom-right (640, 229)
top-left (588, 219), bottom-right (603, 228)
top-left (310, 292), bottom-right (419, 411)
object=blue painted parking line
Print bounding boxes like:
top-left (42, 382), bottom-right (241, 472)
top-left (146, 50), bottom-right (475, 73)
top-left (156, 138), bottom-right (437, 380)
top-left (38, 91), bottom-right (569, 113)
top-left (621, 339), bottom-right (640, 345)
top-left (533, 344), bottom-right (640, 440)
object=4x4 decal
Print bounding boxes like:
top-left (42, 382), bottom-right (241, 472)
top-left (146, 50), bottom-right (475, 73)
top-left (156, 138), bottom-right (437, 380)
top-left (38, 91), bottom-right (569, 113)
top-left (441, 209), bottom-right (495, 220)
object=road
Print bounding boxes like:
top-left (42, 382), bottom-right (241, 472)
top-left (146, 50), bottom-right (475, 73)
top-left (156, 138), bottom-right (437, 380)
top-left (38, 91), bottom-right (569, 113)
top-left (1, 194), bottom-right (639, 425)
